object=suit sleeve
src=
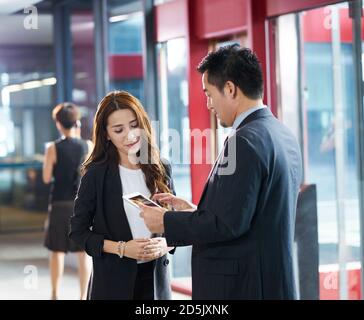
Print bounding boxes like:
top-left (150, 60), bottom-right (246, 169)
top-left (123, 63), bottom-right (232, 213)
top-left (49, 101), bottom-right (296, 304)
top-left (69, 168), bottom-right (105, 257)
top-left (164, 136), bottom-right (264, 246)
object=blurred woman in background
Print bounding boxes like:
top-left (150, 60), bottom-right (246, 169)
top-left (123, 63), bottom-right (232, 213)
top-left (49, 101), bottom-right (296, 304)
top-left (43, 103), bottom-right (92, 300)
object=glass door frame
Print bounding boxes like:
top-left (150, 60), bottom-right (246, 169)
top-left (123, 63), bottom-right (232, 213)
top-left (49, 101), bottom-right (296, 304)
top-left (350, 0), bottom-right (364, 299)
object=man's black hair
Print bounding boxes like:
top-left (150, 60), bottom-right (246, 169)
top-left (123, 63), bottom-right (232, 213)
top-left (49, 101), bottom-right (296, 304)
top-left (197, 44), bottom-right (263, 100)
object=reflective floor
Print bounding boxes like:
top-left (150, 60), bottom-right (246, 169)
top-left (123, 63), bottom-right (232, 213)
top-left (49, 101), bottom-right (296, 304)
top-left (0, 232), bottom-right (190, 300)
top-left (0, 207), bottom-right (46, 233)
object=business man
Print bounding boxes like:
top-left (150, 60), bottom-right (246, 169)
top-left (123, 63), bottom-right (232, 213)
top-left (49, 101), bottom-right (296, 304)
top-left (140, 44), bottom-right (303, 299)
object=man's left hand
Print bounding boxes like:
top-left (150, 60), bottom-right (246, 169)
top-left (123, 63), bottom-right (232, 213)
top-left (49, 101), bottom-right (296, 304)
top-left (139, 204), bottom-right (167, 233)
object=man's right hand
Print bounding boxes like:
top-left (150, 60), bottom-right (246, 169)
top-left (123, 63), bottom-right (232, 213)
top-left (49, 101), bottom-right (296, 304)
top-left (152, 193), bottom-right (197, 211)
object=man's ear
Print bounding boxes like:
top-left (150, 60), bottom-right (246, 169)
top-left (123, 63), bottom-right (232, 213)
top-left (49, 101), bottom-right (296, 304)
top-left (224, 81), bottom-right (237, 99)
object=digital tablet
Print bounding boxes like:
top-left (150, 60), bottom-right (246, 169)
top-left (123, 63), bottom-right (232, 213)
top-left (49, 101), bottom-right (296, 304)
top-left (123, 192), bottom-right (162, 210)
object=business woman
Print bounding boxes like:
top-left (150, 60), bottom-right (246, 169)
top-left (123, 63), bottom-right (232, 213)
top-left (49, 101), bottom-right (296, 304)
top-left (69, 90), bottom-right (175, 300)
top-left (43, 102), bottom-right (92, 300)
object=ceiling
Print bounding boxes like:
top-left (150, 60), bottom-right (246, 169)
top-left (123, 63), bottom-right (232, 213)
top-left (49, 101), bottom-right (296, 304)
top-left (0, 0), bottom-right (43, 15)
top-left (0, 13), bottom-right (97, 46)
top-left (0, 0), bottom-right (143, 46)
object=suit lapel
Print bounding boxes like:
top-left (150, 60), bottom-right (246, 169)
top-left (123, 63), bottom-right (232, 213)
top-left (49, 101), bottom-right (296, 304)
top-left (198, 139), bottom-right (227, 206)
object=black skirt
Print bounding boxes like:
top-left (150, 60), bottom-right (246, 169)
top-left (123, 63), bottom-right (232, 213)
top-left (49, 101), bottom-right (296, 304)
top-left (44, 201), bottom-right (83, 253)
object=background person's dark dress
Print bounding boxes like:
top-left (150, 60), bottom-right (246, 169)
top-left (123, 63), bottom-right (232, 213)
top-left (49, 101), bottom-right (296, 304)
top-left (44, 137), bottom-right (88, 252)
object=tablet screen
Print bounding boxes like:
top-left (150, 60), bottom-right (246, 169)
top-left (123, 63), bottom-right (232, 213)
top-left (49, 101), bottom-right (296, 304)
top-left (129, 195), bottom-right (160, 207)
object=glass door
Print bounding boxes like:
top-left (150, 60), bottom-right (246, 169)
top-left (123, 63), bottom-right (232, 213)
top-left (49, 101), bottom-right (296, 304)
top-left (107, 0), bottom-right (145, 103)
top-left (0, 14), bottom-right (55, 232)
top-left (275, 1), bottom-right (363, 299)
top-left (354, 0), bottom-right (364, 300)
top-left (156, 38), bottom-right (192, 280)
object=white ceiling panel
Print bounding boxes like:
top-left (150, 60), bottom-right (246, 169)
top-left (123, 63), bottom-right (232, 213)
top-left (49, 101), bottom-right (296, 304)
top-left (0, 0), bottom-right (43, 15)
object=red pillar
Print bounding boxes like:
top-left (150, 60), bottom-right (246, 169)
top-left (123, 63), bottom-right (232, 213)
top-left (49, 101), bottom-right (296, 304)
top-left (187, 0), bottom-right (211, 204)
top-left (250, 0), bottom-right (277, 114)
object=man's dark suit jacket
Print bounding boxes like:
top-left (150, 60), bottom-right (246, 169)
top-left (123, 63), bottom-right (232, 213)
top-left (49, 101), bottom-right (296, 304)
top-left (164, 108), bottom-right (303, 299)
top-left (69, 161), bottom-right (175, 300)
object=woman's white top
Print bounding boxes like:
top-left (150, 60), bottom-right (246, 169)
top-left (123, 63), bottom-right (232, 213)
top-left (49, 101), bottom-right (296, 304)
top-left (119, 165), bottom-right (152, 263)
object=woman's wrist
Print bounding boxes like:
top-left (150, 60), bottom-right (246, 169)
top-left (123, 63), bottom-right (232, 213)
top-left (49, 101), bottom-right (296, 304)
top-left (117, 241), bottom-right (126, 258)
top-left (103, 240), bottom-right (123, 256)
top-left (123, 241), bottom-right (130, 258)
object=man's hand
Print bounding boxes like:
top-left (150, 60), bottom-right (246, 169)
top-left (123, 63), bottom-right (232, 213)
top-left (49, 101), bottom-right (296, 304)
top-left (139, 204), bottom-right (167, 233)
top-left (152, 193), bottom-right (197, 211)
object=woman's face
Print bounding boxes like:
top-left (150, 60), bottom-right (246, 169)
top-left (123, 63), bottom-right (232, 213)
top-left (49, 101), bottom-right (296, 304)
top-left (106, 109), bottom-right (142, 158)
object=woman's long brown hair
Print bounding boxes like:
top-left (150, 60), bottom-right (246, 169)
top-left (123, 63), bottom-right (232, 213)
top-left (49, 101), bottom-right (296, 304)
top-left (83, 90), bottom-right (170, 195)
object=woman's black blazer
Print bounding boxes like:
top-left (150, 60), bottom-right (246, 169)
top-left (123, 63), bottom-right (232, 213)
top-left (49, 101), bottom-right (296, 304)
top-left (69, 160), bottom-right (175, 300)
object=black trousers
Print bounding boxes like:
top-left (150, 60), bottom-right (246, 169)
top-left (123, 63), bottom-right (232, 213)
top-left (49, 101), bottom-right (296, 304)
top-left (133, 261), bottom-right (155, 300)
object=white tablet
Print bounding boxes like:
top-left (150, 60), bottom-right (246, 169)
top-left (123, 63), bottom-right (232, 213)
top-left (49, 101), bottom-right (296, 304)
top-left (122, 192), bottom-right (162, 210)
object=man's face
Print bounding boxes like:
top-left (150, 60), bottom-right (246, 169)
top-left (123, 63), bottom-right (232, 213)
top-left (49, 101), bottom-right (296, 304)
top-left (202, 72), bottom-right (234, 128)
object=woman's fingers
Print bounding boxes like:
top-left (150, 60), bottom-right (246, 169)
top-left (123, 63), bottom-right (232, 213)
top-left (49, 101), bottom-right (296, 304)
top-left (135, 238), bottom-right (151, 242)
top-left (144, 249), bottom-right (161, 256)
top-left (140, 249), bottom-right (164, 261)
top-left (143, 240), bottom-right (165, 257)
top-left (143, 244), bottom-right (162, 252)
top-left (125, 238), bottom-right (167, 261)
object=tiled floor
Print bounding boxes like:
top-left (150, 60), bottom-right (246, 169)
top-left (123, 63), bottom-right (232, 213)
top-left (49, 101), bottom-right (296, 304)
top-left (0, 232), bottom-right (81, 300)
top-left (0, 232), bottom-right (190, 300)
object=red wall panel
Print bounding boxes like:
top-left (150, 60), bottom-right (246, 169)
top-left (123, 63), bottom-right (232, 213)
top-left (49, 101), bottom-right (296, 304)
top-left (155, 0), bottom-right (188, 42)
top-left (188, 1), bottom-right (211, 204)
top-left (267, 0), bottom-right (345, 17)
top-left (250, 0), bottom-right (272, 112)
top-left (108, 55), bottom-right (143, 80)
top-left (194, 0), bottom-right (249, 39)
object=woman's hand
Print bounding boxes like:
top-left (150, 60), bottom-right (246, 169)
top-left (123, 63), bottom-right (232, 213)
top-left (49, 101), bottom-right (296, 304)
top-left (123, 239), bottom-right (152, 260)
top-left (105, 238), bottom-right (173, 262)
top-left (152, 193), bottom-right (197, 211)
top-left (140, 237), bottom-right (172, 261)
